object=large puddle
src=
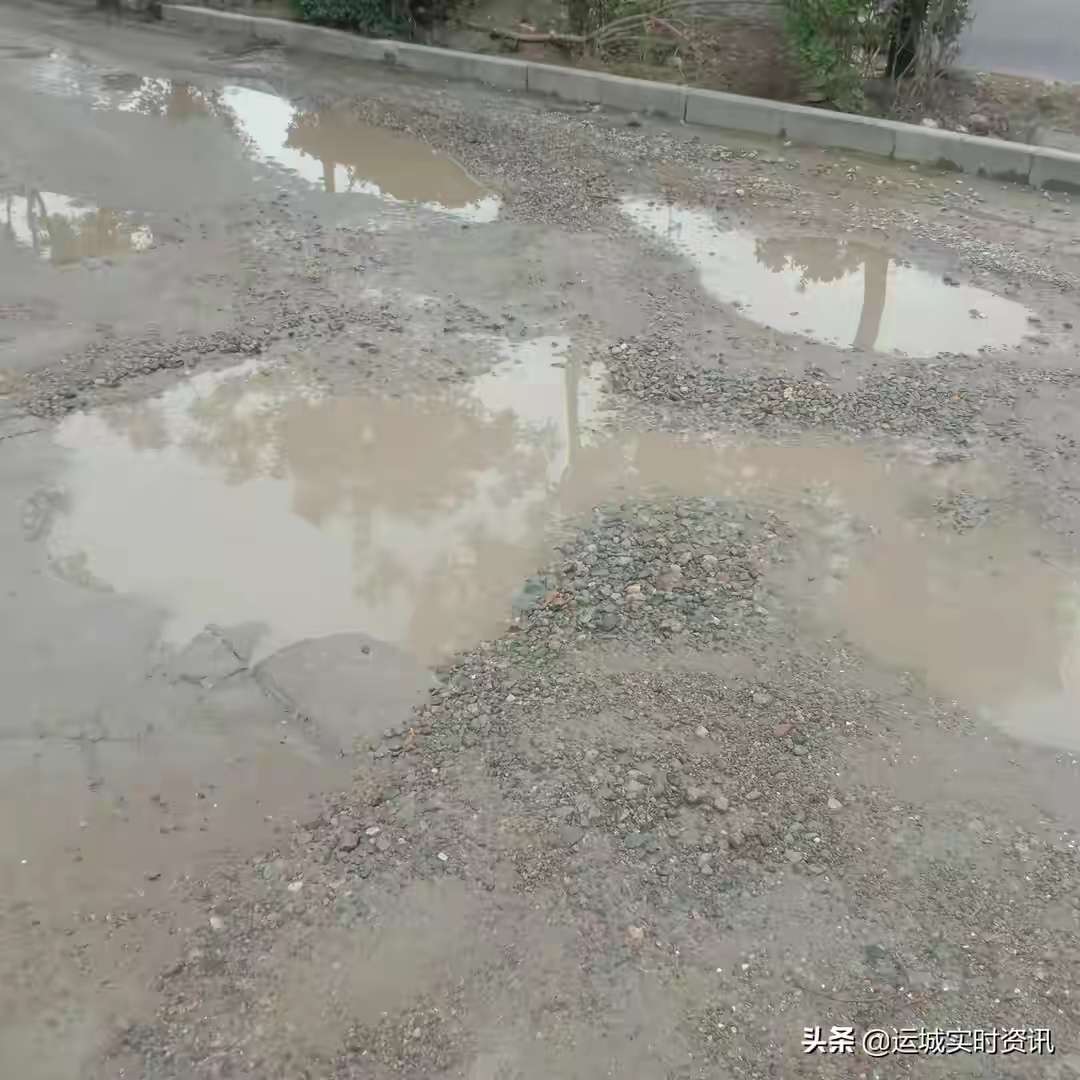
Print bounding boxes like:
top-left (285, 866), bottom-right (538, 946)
top-left (44, 348), bottom-right (1080, 749)
top-left (23, 55), bottom-right (500, 221)
top-left (2, 189), bottom-right (152, 264)
top-left (622, 198), bottom-right (1035, 355)
top-left (49, 339), bottom-right (607, 663)
top-left (219, 86), bottom-right (501, 221)
top-left (97, 74), bottom-right (500, 221)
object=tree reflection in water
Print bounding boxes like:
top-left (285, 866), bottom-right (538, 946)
top-left (754, 236), bottom-right (889, 351)
top-left (756, 237), bottom-right (889, 352)
top-left (2, 188), bottom-right (151, 264)
top-left (90, 353), bottom-right (609, 659)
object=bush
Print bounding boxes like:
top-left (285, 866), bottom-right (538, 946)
top-left (567, 0), bottom-right (615, 36)
top-left (907, 0), bottom-right (971, 80)
top-left (783, 0), bottom-right (972, 109)
top-left (293, 0), bottom-right (413, 36)
top-left (781, 0), bottom-right (884, 109)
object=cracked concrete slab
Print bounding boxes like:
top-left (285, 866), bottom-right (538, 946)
top-left (254, 632), bottom-right (436, 755)
top-left (163, 627), bottom-right (247, 686)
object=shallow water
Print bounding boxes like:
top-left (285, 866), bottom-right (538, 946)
top-left (49, 340), bottom-right (604, 662)
top-left (622, 198), bottom-right (1035, 356)
top-left (218, 85), bottom-right (501, 221)
top-left (2, 189), bottom-right (152, 263)
top-left (47, 349), bottom-right (1080, 748)
top-left (25, 55), bottom-right (501, 221)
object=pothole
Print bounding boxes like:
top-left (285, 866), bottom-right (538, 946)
top-left (40, 347), bottom-right (1080, 748)
top-left (89, 74), bottom-right (501, 221)
top-left (2, 189), bottom-right (153, 264)
top-left (622, 197), bottom-right (1035, 356)
top-left (221, 85), bottom-right (501, 220)
top-left (46, 340), bottom-right (603, 663)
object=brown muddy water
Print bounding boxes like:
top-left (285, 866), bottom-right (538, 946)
top-left (47, 348), bottom-right (1080, 750)
top-left (621, 198), bottom-right (1036, 355)
top-left (2, 190), bottom-right (153, 264)
top-left (217, 86), bottom-right (500, 220)
top-left (22, 50), bottom-right (500, 221)
top-left (112, 76), bottom-right (499, 220)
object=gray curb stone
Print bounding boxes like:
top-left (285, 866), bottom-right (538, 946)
top-left (160, 4), bottom-right (1080, 190)
top-left (781, 103), bottom-right (897, 157)
top-left (397, 43), bottom-right (527, 89)
top-left (684, 87), bottom-right (785, 137)
top-left (892, 125), bottom-right (1033, 182)
top-left (1028, 147), bottom-right (1080, 192)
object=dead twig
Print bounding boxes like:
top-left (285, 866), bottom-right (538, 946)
top-left (464, 0), bottom-right (779, 57)
top-left (463, 20), bottom-right (588, 44)
top-left (645, 16), bottom-right (690, 38)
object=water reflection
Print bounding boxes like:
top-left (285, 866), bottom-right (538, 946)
top-left (470, 336), bottom-right (609, 483)
top-left (220, 86), bottom-right (500, 220)
top-left (49, 341), bottom-right (604, 662)
top-left (31, 58), bottom-right (501, 220)
top-left (90, 72), bottom-right (500, 221)
top-left (2, 189), bottom-right (152, 264)
top-left (110, 76), bottom-right (238, 125)
top-left (754, 236), bottom-right (889, 352)
top-left (43, 347), bottom-right (1080, 748)
top-left (622, 198), bottom-right (1034, 355)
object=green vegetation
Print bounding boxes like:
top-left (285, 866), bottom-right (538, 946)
top-left (293, 0), bottom-right (413, 36)
top-left (780, 0), bottom-right (883, 109)
top-left (780, 0), bottom-right (972, 109)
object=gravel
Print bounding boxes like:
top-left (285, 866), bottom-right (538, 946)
top-left (602, 333), bottom-right (1073, 444)
top-left (101, 495), bottom-right (1080, 1079)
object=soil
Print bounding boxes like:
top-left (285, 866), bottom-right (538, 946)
top-left (439, 4), bottom-right (806, 103)
top-left (439, 1), bottom-right (1080, 140)
top-left (2, 2), bottom-right (1080, 1079)
top-left (885, 67), bottom-right (1080, 144)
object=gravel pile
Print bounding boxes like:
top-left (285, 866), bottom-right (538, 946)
top-left (15, 294), bottom-right (405, 418)
top-left (108, 493), bottom-right (1080, 1079)
top-left (88, 439), bottom-right (1079, 1080)
top-left (505, 498), bottom-right (794, 651)
top-left (19, 328), bottom-right (264, 418)
top-left (601, 334), bottom-right (1080, 450)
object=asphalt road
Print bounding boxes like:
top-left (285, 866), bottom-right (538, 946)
top-left (960, 0), bottom-right (1080, 82)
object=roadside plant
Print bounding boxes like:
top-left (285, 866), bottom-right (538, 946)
top-left (293, 0), bottom-right (415, 36)
top-left (780, 0), bottom-right (885, 109)
top-left (894, 0), bottom-right (972, 106)
top-left (782, 0), bottom-right (972, 110)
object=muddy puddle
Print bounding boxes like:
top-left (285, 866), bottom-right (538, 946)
top-left (44, 346), bottom-right (1080, 748)
top-left (219, 86), bottom-right (500, 220)
top-left (2, 189), bottom-right (153, 263)
top-left (621, 198), bottom-right (1035, 355)
top-left (79, 71), bottom-right (501, 220)
top-left (48, 338), bottom-right (607, 663)
top-left (838, 526), bottom-right (1080, 748)
top-left (23, 52), bottom-right (501, 220)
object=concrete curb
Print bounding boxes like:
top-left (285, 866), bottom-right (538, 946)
top-left (160, 3), bottom-right (1080, 191)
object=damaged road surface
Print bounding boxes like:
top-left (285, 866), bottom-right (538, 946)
top-left (2, 3), bottom-right (1080, 1078)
